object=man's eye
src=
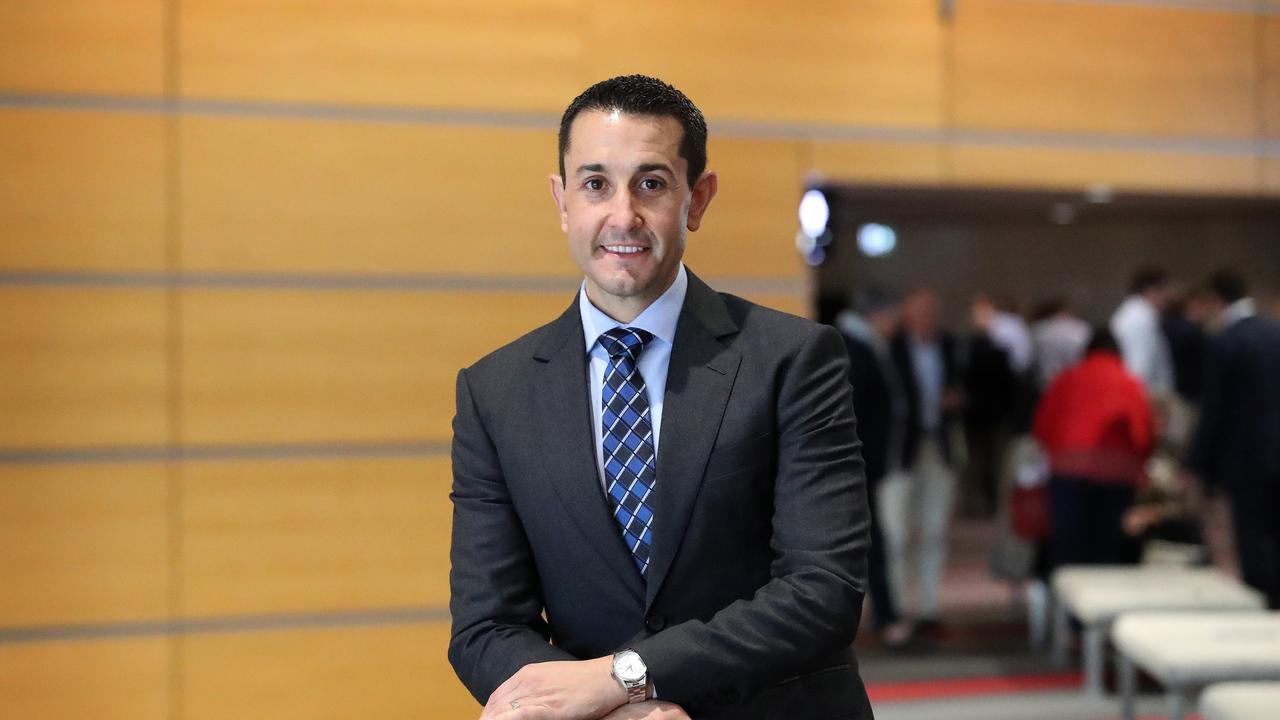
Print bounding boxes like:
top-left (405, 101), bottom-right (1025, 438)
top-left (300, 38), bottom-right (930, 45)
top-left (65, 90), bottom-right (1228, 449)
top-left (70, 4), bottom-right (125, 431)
top-left (639, 178), bottom-right (664, 191)
top-left (584, 178), bottom-right (605, 191)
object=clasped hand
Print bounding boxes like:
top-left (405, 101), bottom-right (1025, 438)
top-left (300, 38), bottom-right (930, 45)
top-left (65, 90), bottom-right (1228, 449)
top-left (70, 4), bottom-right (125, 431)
top-left (478, 658), bottom-right (689, 720)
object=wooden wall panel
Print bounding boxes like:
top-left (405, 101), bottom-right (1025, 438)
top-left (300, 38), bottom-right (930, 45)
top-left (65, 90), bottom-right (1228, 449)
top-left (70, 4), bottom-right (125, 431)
top-left (0, 288), bottom-right (169, 448)
top-left (805, 139), bottom-right (945, 185)
top-left (183, 623), bottom-right (474, 719)
top-left (180, 0), bottom-right (586, 111)
top-left (0, 2), bottom-right (165, 95)
top-left (590, 0), bottom-right (943, 128)
top-left (0, 464), bottom-right (169, 626)
top-left (180, 289), bottom-right (573, 445)
top-left (0, 637), bottom-right (169, 720)
top-left (685, 137), bottom-right (805, 280)
top-left (181, 457), bottom-right (450, 616)
top-left (0, 111), bottom-right (166, 271)
top-left (1262, 15), bottom-right (1280, 138)
top-left (180, 117), bottom-right (574, 277)
top-left (953, 0), bottom-right (1256, 138)
top-left (949, 145), bottom-right (1259, 195)
top-left (182, 118), bottom-right (811, 281)
top-left (1264, 159), bottom-right (1280, 195)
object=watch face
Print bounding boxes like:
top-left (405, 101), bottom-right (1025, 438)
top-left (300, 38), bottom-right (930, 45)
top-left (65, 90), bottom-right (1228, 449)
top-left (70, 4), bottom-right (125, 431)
top-left (614, 651), bottom-right (646, 682)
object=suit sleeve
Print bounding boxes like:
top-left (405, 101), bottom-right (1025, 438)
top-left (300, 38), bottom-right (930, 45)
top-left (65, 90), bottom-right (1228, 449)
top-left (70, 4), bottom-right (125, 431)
top-left (630, 325), bottom-right (869, 710)
top-left (447, 367), bottom-right (575, 704)
top-left (1188, 336), bottom-right (1232, 486)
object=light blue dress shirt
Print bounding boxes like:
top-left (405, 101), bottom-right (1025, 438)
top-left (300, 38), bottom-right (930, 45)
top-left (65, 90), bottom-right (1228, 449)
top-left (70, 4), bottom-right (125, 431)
top-left (579, 263), bottom-right (688, 490)
top-left (909, 336), bottom-right (945, 432)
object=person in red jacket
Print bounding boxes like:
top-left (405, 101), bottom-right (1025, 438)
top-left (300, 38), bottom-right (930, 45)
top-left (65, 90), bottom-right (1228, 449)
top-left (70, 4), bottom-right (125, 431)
top-left (1033, 327), bottom-right (1154, 569)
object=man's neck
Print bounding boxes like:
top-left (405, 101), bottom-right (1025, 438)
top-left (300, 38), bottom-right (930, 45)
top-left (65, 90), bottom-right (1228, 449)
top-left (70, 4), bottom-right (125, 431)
top-left (585, 274), bottom-right (677, 324)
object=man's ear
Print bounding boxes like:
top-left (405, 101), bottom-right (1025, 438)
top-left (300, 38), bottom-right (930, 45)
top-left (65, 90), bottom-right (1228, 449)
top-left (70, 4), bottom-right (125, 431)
top-left (548, 174), bottom-right (569, 232)
top-left (686, 171), bottom-right (718, 232)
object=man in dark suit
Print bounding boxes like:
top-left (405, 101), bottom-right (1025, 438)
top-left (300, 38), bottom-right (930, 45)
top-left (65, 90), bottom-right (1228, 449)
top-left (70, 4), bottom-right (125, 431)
top-left (1188, 269), bottom-right (1280, 609)
top-left (448, 75), bottom-right (873, 720)
top-left (883, 288), bottom-right (961, 633)
top-left (836, 289), bottom-right (912, 647)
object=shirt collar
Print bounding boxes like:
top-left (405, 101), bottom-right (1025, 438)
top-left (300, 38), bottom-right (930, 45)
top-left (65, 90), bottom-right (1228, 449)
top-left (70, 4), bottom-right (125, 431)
top-left (580, 263), bottom-right (687, 353)
top-left (1221, 297), bottom-right (1257, 329)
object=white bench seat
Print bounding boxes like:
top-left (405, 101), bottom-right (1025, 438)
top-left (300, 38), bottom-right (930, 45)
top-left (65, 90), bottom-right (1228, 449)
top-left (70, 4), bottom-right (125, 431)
top-left (1049, 565), bottom-right (1264, 694)
top-left (1201, 682), bottom-right (1280, 720)
top-left (1112, 612), bottom-right (1280, 720)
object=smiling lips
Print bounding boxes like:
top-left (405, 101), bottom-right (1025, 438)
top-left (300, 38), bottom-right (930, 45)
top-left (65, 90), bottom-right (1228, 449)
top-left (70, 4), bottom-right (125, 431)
top-left (602, 245), bottom-right (649, 255)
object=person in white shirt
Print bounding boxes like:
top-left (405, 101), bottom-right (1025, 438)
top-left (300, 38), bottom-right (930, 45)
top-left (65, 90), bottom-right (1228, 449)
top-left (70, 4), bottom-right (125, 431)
top-left (1110, 266), bottom-right (1174, 396)
top-left (1031, 298), bottom-right (1091, 389)
top-left (972, 295), bottom-right (1033, 376)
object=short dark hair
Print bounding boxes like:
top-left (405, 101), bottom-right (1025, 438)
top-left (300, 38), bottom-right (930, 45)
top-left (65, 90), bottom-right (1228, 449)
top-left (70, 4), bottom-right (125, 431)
top-left (1129, 265), bottom-right (1168, 295)
top-left (557, 74), bottom-right (708, 187)
top-left (1208, 268), bottom-right (1248, 304)
top-left (1086, 325), bottom-right (1120, 355)
top-left (1031, 297), bottom-right (1068, 322)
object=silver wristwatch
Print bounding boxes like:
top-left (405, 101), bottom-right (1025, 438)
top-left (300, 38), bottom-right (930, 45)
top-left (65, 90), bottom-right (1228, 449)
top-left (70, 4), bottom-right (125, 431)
top-left (611, 649), bottom-right (648, 704)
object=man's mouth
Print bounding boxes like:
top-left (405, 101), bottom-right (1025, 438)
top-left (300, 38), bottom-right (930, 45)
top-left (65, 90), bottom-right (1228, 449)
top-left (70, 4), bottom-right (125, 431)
top-left (601, 245), bottom-right (650, 255)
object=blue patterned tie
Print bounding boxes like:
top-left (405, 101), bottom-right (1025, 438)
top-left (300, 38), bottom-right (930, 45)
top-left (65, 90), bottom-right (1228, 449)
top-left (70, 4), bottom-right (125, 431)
top-left (599, 327), bottom-right (657, 576)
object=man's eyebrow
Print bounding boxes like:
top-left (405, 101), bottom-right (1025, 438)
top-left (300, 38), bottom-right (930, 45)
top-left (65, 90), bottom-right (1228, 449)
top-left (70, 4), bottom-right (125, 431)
top-left (574, 163), bottom-right (606, 175)
top-left (636, 163), bottom-right (675, 175)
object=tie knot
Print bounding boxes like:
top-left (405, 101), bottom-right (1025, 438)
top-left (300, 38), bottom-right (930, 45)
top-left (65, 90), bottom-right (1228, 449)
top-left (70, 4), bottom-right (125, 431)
top-left (600, 327), bottom-right (653, 362)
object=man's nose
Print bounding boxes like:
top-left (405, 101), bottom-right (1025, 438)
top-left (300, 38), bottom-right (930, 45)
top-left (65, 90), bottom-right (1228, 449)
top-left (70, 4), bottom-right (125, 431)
top-left (606, 188), bottom-right (643, 230)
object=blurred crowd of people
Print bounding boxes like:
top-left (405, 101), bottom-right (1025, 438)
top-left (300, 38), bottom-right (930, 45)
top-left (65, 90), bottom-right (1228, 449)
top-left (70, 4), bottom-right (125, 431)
top-left (824, 266), bottom-right (1280, 649)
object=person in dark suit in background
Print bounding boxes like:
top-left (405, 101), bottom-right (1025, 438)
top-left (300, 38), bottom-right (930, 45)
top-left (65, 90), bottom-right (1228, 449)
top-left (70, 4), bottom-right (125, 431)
top-left (1188, 269), bottom-right (1280, 609)
top-left (837, 289), bottom-right (914, 647)
top-left (882, 288), bottom-right (962, 633)
top-left (449, 75), bottom-right (874, 720)
top-left (962, 295), bottom-right (1023, 519)
top-left (1162, 286), bottom-right (1209, 406)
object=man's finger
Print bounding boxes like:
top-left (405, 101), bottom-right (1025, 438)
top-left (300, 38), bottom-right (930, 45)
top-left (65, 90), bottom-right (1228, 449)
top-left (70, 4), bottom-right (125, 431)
top-left (482, 674), bottom-right (527, 716)
top-left (483, 701), bottom-right (554, 720)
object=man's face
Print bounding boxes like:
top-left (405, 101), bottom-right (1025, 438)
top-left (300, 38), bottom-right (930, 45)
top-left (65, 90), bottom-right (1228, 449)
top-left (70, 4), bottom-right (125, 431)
top-left (868, 306), bottom-right (900, 338)
top-left (1203, 294), bottom-right (1228, 325)
top-left (1144, 284), bottom-right (1171, 312)
top-left (903, 290), bottom-right (937, 338)
top-left (550, 110), bottom-right (716, 317)
top-left (970, 297), bottom-right (995, 331)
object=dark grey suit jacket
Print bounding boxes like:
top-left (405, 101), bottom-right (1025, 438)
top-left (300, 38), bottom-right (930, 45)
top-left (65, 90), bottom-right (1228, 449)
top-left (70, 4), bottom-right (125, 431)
top-left (1189, 313), bottom-right (1280, 493)
top-left (449, 270), bottom-right (873, 719)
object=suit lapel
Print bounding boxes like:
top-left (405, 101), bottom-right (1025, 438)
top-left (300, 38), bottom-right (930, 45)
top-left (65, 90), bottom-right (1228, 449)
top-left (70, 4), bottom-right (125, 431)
top-left (645, 272), bottom-right (741, 608)
top-left (533, 301), bottom-right (645, 603)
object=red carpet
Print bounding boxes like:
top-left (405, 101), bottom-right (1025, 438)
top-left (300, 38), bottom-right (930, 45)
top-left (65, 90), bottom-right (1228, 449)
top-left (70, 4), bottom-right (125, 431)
top-left (867, 671), bottom-right (1083, 703)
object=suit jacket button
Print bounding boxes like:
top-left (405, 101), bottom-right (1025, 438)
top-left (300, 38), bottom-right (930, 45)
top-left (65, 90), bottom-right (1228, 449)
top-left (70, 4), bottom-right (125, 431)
top-left (646, 615), bottom-right (666, 631)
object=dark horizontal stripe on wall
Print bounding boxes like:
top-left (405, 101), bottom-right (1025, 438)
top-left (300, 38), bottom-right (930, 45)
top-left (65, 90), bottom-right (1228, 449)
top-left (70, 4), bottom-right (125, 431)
top-left (948, 127), bottom-right (1272, 159)
top-left (0, 91), bottom-right (560, 130)
top-left (2, 92), bottom-right (1278, 159)
top-left (0, 270), bottom-right (806, 296)
top-left (0, 269), bottom-right (579, 293)
top-left (0, 605), bottom-right (451, 646)
top-left (0, 440), bottom-right (451, 466)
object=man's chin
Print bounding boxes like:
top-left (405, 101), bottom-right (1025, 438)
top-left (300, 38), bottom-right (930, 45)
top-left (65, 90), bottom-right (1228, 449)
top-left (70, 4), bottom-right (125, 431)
top-left (590, 270), bottom-right (653, 299)
top-left (595, 280), bottom-right (647, 301)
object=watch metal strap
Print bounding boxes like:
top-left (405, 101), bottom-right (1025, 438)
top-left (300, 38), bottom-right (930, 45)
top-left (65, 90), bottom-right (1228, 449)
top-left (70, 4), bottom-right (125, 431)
top-left (624, 680), bottom-right (647, 704)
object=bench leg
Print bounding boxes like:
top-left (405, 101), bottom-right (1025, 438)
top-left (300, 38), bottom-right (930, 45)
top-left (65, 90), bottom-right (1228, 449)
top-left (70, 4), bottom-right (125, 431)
top-left (1051, 600), bottom-right (1070, 667)
top-left (1026, 580), bottom-right (1048, 649)
top-left (1083, 625), bottom-right (1105, 695)
top-left (1167, 688), bottom-right (1186, 720)
top-left (1118, 653), bottom-right (1136, 720)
